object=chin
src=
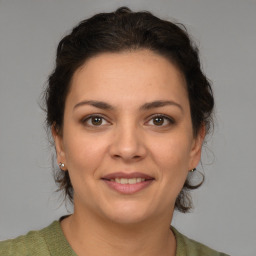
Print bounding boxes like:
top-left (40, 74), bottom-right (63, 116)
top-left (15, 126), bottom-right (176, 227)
top-left (100, 200), bottom-right (155, 225)
top-left (109, 212), bottom-right (149, 225)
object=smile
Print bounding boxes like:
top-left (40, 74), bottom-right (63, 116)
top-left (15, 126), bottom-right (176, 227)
top-left (101, 172), bottom-right (154, 194)
top-left (110, 178), bottom-right (146, 184)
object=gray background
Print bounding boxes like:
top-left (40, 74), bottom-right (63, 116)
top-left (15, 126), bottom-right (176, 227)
top-left (0, 0), bottom-right (255, 255)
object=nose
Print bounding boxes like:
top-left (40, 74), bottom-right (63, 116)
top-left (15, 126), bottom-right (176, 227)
top-left (109, 122), bottom-right (147, 162)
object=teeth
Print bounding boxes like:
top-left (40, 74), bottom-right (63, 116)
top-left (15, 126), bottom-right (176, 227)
top-left (113, 178), bottom-right (146, 184)
top-left (128, 178), bottom-right (136, 184)
top-left (120, 178), bottom-right (126, 184)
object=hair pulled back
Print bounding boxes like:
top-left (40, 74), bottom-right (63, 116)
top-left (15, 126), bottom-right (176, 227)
top-left (44, 7), bottom-right (214, 213)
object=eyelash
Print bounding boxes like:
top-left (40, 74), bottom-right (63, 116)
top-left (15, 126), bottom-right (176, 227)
top-left (81, 114), bottom-right (175, 128)
top-left (82, 114), bottom-right (109, 127)
top-left (147, 114), bottom-right (175, 126)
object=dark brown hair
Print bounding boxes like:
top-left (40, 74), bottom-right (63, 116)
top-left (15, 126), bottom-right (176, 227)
top-left (44, 7), bottom-right (214, 213)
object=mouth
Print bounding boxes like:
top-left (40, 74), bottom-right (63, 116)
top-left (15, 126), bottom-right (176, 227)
top-left (105, 177), bottom-right (149, 184)
top-left (101, 172), bottom-right (155, 194)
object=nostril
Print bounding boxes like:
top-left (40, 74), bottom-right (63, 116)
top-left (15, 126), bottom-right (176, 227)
top-left (109, 139), bottom-right (147, 161)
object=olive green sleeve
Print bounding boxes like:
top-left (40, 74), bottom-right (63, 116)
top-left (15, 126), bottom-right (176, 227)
top-left (171, 226), bottom-right (230, 256)
top-left (0, 230), bottom-right (50, 256)
top-left (0, 221), bottom-right (77, 256)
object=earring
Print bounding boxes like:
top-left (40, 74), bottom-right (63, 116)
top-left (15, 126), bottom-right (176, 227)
top-left (190, 168), bottom-right (196, 172)
top-left (59, 162), bottom-right (65, 169)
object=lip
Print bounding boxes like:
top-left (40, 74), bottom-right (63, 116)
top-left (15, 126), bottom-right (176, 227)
top-left (101, 172), bottom-right (155, 194)
top-left (102, 172), bottom-right (154, 180)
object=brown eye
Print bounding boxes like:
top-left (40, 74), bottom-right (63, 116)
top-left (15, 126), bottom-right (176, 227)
top-left (147, 115), bottom-right (174, 127)
top-left (91, 116), bottom-right (103, 125)
top-left (82, 115), bottom-right (109, 127)
top-left (153, 116), bottom-right (164, 126)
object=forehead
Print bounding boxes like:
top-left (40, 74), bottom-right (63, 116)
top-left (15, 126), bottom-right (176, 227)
top-left (68, 50), bottom-right (188, 109)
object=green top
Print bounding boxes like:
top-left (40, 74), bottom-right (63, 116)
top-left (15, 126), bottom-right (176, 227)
top-left (0, 221), bottom-right (229, 256)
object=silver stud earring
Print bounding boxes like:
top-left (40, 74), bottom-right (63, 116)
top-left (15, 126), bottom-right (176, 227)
top-left (190, 168), bottom-right (196, 172)
top-left (59, 162), bottom-right (65, 169)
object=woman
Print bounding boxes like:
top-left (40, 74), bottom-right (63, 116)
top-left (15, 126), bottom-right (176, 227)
top-left (0, 7), bottom-right (229, 256)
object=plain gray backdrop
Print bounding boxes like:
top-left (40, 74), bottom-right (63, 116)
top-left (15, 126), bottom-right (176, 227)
top-left (0, 1), bottom-right (256, 255)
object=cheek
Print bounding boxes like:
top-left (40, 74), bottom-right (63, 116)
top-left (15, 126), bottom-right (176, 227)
top-left (151, 134), bottom-right (192, 169)
top-left (150, 133), bottom-right (192, 192)
top-left (63, 131), bottom-right (107, 173)
top-left (62, 132), bottom-right (109, 201)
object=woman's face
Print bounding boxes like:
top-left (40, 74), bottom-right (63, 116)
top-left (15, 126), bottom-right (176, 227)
top-left (54, 50), bottom-right (204, 224)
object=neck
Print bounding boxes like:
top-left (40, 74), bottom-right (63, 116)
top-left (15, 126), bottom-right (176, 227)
top-left (61, 206), bottom-right (176, 256)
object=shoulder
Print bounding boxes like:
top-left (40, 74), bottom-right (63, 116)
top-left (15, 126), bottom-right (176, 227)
top-left (0, 221), bottom-right (71, 256)
top-left (171, 226), bottom-right (230, 256)
top-left (0, 228), bottom-right (49, 256)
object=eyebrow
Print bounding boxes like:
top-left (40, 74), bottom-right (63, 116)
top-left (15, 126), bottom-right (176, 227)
top-left (74, 100), bottom-right (114, 111)
top-left (139, 100), bottom-right (183, 112)
top-left (73, 100), bottom-right (183, 112)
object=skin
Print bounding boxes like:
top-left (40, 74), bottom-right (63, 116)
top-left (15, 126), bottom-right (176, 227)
top-left (52, 49), bottom-right (205, 256)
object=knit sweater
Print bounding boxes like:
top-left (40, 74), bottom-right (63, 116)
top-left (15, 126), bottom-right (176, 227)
top-left (0, 221), bottom-right (229, 255)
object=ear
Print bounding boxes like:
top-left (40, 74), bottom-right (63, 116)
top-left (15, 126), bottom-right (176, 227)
top-left (51, 125), bottom-right (67, 170)
top-left (189, 124), bottom-right (206, 170)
